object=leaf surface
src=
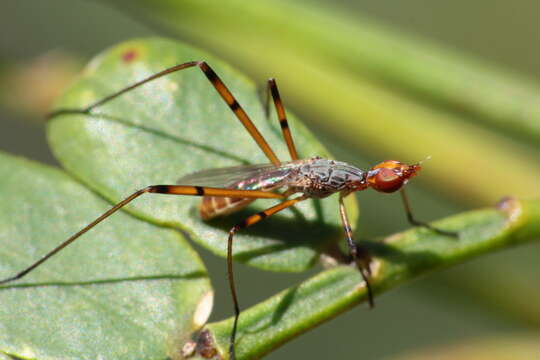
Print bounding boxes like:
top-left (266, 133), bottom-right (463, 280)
top-left (47, 38), bottom-right (358, 271)
top-left (0, 152), bottom-right (211, 359)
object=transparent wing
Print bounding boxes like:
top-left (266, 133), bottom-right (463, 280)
top-left (177, 162), bottom-right (296, 189)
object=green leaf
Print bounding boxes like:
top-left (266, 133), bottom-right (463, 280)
top-left (47, 38), bottom-right (357, 272)
top-left (0, 152), bottom-right (211, 359)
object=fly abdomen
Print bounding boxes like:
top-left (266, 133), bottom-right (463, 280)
top-left (200, 196), bottom-right (255, 220)
top-left (198, 170), bottom-right (290, 220)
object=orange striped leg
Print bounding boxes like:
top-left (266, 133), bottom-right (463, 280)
top-left (227, 195), bottom-right (307, 360)
top-left (0, 185), bottom-right (284, 286)
top-left (265, 78), bottom-right (299, 161)
top-left (48, 61), bottom-right (281, 166)
top-left (339, 193), bottom-right (374, 308)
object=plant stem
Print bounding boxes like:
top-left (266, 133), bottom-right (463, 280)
top-left (190, 198), bottom-right (540, 359)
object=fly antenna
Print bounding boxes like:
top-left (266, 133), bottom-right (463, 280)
top-left (417, 155), bottom-right (432, 165)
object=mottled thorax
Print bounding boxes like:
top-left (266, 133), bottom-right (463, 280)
top-left (287, 157), bottom-right (366, 198)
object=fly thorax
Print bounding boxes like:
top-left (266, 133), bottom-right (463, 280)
top-left (288, 158), bottom-right (366, 198)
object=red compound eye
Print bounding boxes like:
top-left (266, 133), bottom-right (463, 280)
top-left (370, 168), bottom-right (405, 193)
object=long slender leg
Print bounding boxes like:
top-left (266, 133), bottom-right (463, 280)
top-left (338, 193), bottom-right (374, 308)
top-left (48, 61), bottom-right (281, 166)
top-left (227, 195), bottom-right (307, 360)
top-left (0, 186), bottom-right (284, 286)
top-left (264, 78), bottom-right (299, 161)
top-left (400, 189), bottom-right (457, 237)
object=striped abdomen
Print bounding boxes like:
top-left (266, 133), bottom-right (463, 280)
top-left (198, 167), bottom-right (293, 220)
top-left (200, 196), bottom-right (255, 220)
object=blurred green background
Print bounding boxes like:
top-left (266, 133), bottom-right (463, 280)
top-left (1, 1), bottom-right (540, 359)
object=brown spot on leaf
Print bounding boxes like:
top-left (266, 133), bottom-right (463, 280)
top-left (196, 330), bottom-right (219, 359)
top-left (121, 49), bottom-right (138, 63)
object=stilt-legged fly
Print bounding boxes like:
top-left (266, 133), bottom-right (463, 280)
top-left (0, 60), bottom-right (456, 360)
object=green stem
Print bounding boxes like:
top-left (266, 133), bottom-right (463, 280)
top-left (192, 198), bottom-right (540, 359)
top-left (120, 0), bottom-right (540, 146)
